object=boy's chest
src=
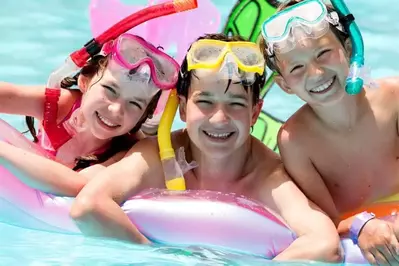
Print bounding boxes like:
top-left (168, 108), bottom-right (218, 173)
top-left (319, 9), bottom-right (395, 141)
top-left (308, 112), bottom-right (399, 212)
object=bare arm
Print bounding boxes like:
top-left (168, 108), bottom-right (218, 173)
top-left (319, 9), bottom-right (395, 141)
top-left (0, 82), bottom-right (45, 118)
top-left (70, 138), bottom-right (166, 243)
top-left (0, 141), bottom-right (124, 196)
top-left (0, 81), bottom-right (79, 120)
top-left (260, 165), bottom-right (342, 262)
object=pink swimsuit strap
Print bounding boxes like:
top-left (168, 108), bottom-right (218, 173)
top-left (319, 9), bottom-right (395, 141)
top-left (39, 88), bottom-right (81, 152)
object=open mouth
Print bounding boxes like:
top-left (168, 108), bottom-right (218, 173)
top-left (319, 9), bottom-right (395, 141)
top-left (203, 130), bottom-right (235, 140)
top-left (95, 111), bottom-right (120, 129)
top-left (309, 76), bottom-right (336, 94)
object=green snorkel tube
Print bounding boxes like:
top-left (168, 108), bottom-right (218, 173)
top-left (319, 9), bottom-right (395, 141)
top-left (330, 0), bottom-right (364, 95)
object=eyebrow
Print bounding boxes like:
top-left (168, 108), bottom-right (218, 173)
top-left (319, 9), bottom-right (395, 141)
top-left (103, 81), bottom-right (123, 93)
top-left (196, 91), bottom-right (248, 100)
top-left (228, 93), bottom-right (248, 101)
top-left (196, 91), bottom-right (212, 97)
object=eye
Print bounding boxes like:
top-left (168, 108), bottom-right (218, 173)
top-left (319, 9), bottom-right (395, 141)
top-left (317, 49), bottom-right (331, 58)
top-left (103, 85), bottom-right (117, 96)
top-left (196, 100), bottom-right (212, 104)
top-left (290, 65), bottom-right (303, 73)
top-left (129, 101), bottom-right (142, 110)
top-left (230, 102), bottom-right (247, 107)
top-left (196, 100), bottom-right (212, 105)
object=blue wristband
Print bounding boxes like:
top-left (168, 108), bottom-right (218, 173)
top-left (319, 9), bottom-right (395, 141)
top-left (349, 211), bottom-right (376, 244)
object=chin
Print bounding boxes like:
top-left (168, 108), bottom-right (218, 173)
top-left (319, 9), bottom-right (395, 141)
top-left (90, 128), bottom-right (115, 140)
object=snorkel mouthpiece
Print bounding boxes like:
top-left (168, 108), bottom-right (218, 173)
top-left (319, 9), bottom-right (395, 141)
top-left (346, 61), bottom-right (364, 95)
top-left (330, 0), bottom-right (365, 95)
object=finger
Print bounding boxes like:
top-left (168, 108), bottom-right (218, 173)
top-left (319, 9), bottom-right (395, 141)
top-left (377, 244), bottom-right (396, 265)
top-left (387, 236), bottom-right (399, 262)
top-left (364, 250), bottom-right (377, 265)
top-left (372, 249), bottom-right (390, 266)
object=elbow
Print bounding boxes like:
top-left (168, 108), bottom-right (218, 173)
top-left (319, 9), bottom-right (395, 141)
top-left (316, 236), bottom-right (343, 263)
top-left (70, 193), bottom-right (100, 221)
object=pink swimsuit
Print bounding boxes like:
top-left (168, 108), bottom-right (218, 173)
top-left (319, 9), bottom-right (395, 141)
top-left (36, 88), bottom-right (108, 158)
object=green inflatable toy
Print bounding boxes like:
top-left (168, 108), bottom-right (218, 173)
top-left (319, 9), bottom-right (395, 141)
top-left (223, 0), bottom-right (283, 152)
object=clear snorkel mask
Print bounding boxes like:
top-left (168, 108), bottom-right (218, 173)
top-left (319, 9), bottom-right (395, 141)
top-left (261, 0), bottom-right (369, 95)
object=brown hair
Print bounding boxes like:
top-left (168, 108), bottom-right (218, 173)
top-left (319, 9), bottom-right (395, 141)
top-left (259, 0), bottom-right (350, 73)
top-left (177, 33), bottom-right (266, 105)
top-left (25, 47), bottom-right (161, 170)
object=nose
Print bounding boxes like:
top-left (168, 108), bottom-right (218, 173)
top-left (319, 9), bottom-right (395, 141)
top-left (108, 101), bottom-right (124, 117)
top-left (307, 61), bottom-right (325, 78)
top-left (209, 105), bottom-right (230, 126)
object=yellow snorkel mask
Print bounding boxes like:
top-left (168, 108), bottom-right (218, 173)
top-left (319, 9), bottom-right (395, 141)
top-left (186, 39), bottom-right (265, 84)
top-left (157, 39), bottom-right (265, 191)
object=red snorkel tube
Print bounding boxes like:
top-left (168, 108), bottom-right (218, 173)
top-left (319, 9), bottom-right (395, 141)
top-left (46, 0), bottom-right (198, 89)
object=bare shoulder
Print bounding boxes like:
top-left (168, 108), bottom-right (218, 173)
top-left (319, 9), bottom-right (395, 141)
top-left (124, 134), bottom-right (160, 161)
top-left (124, 129), bottom-right (187, 158)
top-left (364, 77), bottom-right (399, 114)
top-left (278, 104), bottom-right (314, 152)
top-left (371, 76), bottom-right (399, 99)
top-left (250, 136), bottom-right (282, 180)
top-left (251, 136), bottom-right (280, 162)
top-left (376, 76), bottom-right (399, 89)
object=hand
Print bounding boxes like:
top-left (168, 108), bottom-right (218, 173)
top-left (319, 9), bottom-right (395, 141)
top-left (358, 218), bottom-right (399, 265)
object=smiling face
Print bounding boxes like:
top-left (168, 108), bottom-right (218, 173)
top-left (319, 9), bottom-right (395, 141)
top-left (179, 72), bottom-right (262, 159)
top-left (79, 63), bottom-right (159, 140)
top-left (274, 30), bottom-right (351, 106)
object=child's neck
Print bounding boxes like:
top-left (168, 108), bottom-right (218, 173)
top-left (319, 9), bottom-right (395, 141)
top-left (75, 130), bottom-right (110, 154)
top-left (63, 112), bottom-right (110, 154)
top-left (189, 137), bottom-right (252, 188)
top-left (311, 89), bottom-right (369, 131)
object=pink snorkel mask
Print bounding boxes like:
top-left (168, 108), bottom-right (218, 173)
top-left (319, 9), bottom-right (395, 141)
top-left (102, 34), bottom-right (180, 91)
top-left (45, 0), bottom-right (198, 90)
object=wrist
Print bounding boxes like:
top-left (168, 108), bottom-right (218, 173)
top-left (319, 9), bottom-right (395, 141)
top-left (349, 211), bottom-right (376, 244)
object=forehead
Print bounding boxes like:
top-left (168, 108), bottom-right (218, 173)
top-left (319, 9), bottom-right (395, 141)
top-left (100, 67), bottom-right (158, 100)
top-left (189, 73), bottom-right (251, 98)
top-left (276, 30), bottom-right (342, 63)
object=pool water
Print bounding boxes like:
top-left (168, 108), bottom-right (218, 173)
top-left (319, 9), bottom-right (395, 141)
top-left (0, 0), bottom-right (398, 264)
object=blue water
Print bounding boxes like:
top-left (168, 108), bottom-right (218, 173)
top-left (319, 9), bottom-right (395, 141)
top-left (0, 0), bottom-right (398, 264)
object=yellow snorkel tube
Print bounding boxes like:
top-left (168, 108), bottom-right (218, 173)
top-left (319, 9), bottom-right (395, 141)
top-left (157, 89), bottom-right (186, 190)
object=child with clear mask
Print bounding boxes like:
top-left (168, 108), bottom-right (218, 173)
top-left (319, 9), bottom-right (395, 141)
top-left (0, 33), bottom-right (179, 196)
top-left (261, 0), bottom-right (399, 264)
top-left (69, 33), bottom-right (342, 263)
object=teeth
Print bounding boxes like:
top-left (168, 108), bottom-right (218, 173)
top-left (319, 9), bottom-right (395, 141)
top-left (204, 131), bottom-right (233, 139)
top-left (97, 113), bottom-right (118, 127)
top-left (310, 77), bottom-right (334, 93)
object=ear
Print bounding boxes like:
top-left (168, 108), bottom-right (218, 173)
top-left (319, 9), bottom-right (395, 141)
top-left (274, 74), bottom-right (294, 94)
top-left (178, 95), bottom-right (187, 122)
top-left (77, 74), bottom-right (90, 93)
top-left (251, 99), bottom-right (263, 125)
top-left (344, 38), bottom-right (352, 57)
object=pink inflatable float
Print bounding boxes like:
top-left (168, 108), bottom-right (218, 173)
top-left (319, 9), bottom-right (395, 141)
top-left (0, 117), bottom-right (368, 264)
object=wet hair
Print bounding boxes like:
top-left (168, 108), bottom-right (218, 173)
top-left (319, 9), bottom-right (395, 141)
top-left (259, 0), bottom-right (350, 73)
top-left (177, 33), bottom-right (266, 105)
top-left (24, 42), bottom-right (162, 170)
